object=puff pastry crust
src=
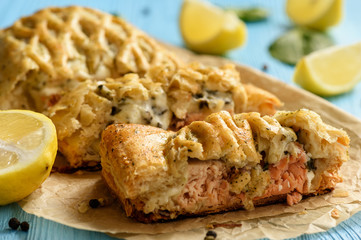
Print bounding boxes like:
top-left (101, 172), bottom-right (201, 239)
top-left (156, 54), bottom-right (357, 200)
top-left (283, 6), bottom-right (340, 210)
top-left (0, 6), bottom-right (282, 167)
top-left (0, 6), bottom-right (179, 111)
top-left (48, 62), bottom-right (281, 167)
top-left (100, 109), bottom-right (349, 222)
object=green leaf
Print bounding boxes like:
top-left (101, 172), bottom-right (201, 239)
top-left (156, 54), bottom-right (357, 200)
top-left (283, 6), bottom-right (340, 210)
top-left (269, 28), bottom-right (334, 65)
top-left (229, 7), bottom-right (269, 22)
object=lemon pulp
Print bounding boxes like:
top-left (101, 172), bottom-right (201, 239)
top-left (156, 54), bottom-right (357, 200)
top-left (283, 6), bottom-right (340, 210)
top-left (0, 110), bottom-right (57, 205)
top-left (293, 42), bottom-right (361, 96)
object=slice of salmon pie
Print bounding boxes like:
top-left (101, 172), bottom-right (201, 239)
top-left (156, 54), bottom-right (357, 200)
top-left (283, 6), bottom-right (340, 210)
top-left (100, 109), bottom-right (349, 223)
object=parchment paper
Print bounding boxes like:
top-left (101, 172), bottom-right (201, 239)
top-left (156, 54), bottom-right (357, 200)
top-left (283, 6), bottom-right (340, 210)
top-left (18, 45), bottom-right (361, 240)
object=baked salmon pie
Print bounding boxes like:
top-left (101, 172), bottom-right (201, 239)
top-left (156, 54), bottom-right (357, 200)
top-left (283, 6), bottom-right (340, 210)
top-left (0, 6), bottom-right (282, 168)
top-left (47, 62), bottom-right (281, 167)
top-left (100, 109), bottom-right (349, 222)
top-left (0, 6), bottom-right (180, 111)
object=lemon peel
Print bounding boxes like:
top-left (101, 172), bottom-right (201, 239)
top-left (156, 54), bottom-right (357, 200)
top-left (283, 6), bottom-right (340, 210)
top-left (286, 0), bottom-right (343, 30)
top-left (179, 0), bottom-right (247, 55)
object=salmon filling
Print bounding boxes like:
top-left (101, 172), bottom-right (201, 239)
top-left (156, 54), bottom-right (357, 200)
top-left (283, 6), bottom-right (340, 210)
top-left (262, 146), bottom-right (308, 206)
top-left (177, 160), bottom-right (240, 212)
top-left (176, 146), bottom-right (309, 212)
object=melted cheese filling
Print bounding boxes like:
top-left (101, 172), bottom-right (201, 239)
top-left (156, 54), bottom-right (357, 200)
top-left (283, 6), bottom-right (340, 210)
top-left (189, 90), bottom-right (234, 114)
top-left (111, 96), bottom-right (171, 129)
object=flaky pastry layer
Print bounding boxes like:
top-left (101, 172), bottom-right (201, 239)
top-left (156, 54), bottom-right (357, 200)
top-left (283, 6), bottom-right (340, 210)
top-left (0, 6), bottom-right (282, 168)
top-left (100, 110), bottom-right (349, 222)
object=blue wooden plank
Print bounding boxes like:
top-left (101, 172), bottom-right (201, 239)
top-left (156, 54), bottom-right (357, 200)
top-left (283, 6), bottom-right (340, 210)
top-left (0, 0), bottom-right (361, 239)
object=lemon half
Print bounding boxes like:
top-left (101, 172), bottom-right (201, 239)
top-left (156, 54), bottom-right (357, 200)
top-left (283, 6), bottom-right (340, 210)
top-left (179, 0), bottom-right (247, 55)
top-left (0, 110), bottom-right (57, 205)
top-left (286, 0), bottom-right (343, 30)
top-left (293, 42), bottom-right (361, 96)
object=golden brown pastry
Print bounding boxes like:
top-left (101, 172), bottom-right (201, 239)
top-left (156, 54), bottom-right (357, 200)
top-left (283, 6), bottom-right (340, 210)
top-left (48, 74), bottom-right (171, 167)
top-left (0, 6), bottom-right (282, 168)
top-left (49, 63), bottom-right (281, 167)
top-left (243, 83), bottom-right (283, 115)
top-left (0, 6), bottom-right (180, 111)
top-left (164, 63), bottom-right (281, 129)
top-left (100, 109), bottom-right (349, 222)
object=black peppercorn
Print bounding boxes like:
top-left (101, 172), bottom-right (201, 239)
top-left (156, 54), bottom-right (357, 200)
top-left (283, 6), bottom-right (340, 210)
top-left (204, 230), bottom-right (217, 239)
top-left (20, 221), bottom-right (30, 231)
top-left (89, 199), bottom-right (100, 208)
top-left (8, 217), bottom-right (20, 230)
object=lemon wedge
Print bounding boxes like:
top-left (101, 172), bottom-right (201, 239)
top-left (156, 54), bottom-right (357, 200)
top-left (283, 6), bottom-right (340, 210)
top-left (179, 0), bottom-right (247, 55)
top-left (0, 110), bottom-right (57, 205)
top-left (286, 0), bottom-right (343, 30)
top-left (293, 42), bottom-right (361, 96)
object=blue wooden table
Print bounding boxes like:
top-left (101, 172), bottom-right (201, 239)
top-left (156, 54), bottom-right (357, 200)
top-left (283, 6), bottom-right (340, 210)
top-left (1, 0), bottom-right (361, 239)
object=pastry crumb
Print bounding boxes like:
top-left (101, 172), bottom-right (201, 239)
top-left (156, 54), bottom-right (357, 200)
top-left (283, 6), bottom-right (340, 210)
top-left (78, 201), bottom-right (90, 213)
top-left (206, 224), bottom-right (215, 229)
top-left (298, 210), bottom-right (308, 215)
top-left (332, 189), bottom-right (349, 198)
top-left (98, 197), bottom-right (107, 207)
top-left (79, 197), bottom-right (111, 213)
top-left (331, 208), bottom-right (340, 219)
